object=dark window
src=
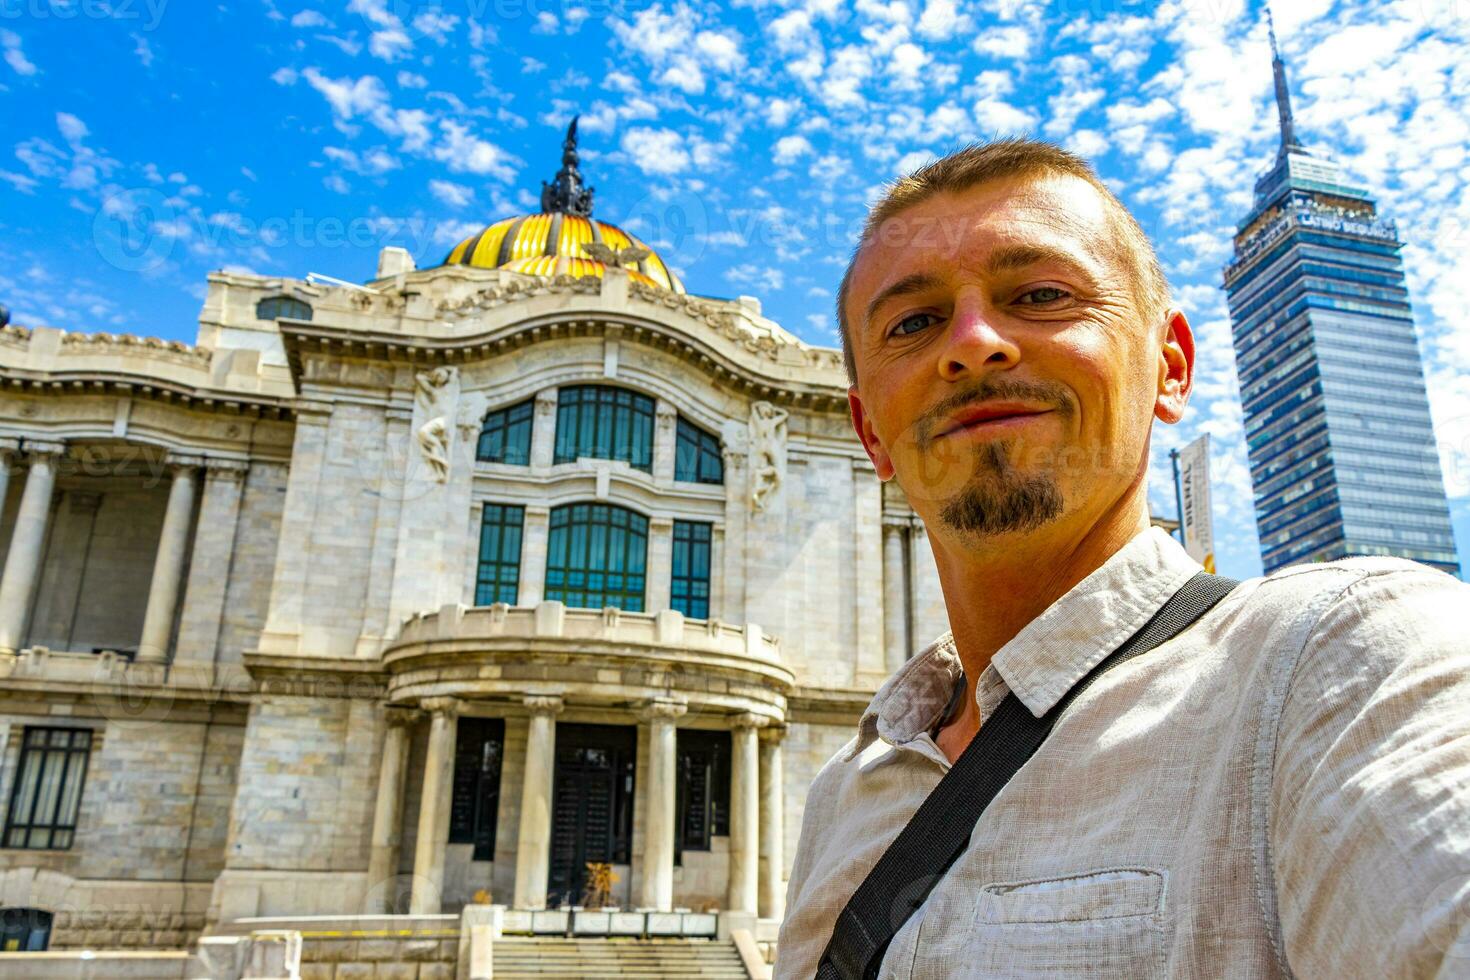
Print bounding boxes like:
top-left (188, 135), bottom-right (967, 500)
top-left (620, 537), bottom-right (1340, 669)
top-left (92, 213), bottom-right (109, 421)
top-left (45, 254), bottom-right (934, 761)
top-left (553, 385), bottom-right (654, 472)
top-left (545, 503), bottom-right (647, 611)
top-left (675, 729), bottom-right (730, 863)
top-left (1, 908), bottom-right (53, 952)
top-left (674, 417), bottom-right (724, 484)
top-left (448, 718), bottom-right (505, 862)
top-left (477, 400), bottom-right (533, 465)
top-left (255, 295), bottom-right (313, 321)
top-left (4, 728), bottom-right (92, 850)
top-left (475, 504), bottom-right (524, 606)
top-left (670, 521), bottom-right (712, 619)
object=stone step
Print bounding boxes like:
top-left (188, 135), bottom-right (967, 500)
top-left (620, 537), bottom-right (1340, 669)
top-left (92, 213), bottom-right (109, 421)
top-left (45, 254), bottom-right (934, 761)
top-left (493, 937), bottom-right (749, 978)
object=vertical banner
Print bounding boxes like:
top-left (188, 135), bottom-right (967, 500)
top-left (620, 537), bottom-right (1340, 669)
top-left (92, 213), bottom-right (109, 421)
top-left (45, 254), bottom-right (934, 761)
top-left (1176, 434), bottom-right (1216, 574)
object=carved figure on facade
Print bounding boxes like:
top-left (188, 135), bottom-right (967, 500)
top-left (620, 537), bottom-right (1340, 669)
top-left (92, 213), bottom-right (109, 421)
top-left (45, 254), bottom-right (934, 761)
top-left (749, 401), bottom-right (788, 512)
top-left (414, 366), bottom-right (457, 483)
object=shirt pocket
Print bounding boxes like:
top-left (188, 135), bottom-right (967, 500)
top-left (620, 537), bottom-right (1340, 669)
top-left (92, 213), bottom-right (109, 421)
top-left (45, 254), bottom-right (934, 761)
top-left (910, 867), bottom-right (1168, 979)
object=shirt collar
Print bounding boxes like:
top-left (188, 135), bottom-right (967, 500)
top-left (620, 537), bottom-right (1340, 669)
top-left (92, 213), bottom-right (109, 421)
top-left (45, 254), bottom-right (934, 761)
top-left (851, 525), bottom-right (1202, 753)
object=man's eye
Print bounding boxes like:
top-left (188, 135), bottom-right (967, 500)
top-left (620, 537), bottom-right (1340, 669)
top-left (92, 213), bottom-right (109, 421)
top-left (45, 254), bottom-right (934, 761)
top-left (1016, 287), bottom-right (1069, 305)
top-left (891, 313), bottom-right (938, 336)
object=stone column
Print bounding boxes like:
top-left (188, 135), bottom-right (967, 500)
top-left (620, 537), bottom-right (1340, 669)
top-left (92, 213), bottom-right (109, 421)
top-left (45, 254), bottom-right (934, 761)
top-left (0, 439), bottom-right (16, 516)
top-left (530, 389), bottom-right (558, 471)
top-left (137, 458), bottom-right (201, 664)
top-left (727, 712), bottom-right (766, 915)
top-left (0, 442), bottom-right (64, 655)
top-left (646, 517), bottom-right (674, 613)
top-left (513, 695), bottom-right (564, 910)
top-left (174, 459), bottom-right (248, 666)
top-left (652, 400), bottom-right (677, 484)
top-left (638, 696), bottom-right (688, 911)
top-left (410, 697), bottom-right (461, 914)
top-left (882, 523), bottom-right (909, 673)
top-left (366, 707), bottom-right (419, 913)
top-left (758, 725), bottom-right (786, 920)
top-left (518, 507), bottom-right (550, 606)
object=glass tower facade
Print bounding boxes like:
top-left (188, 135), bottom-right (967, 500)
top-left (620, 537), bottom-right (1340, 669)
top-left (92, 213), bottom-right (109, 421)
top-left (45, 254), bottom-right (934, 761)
top-left (1222, 18), bottom-right (1459, 576)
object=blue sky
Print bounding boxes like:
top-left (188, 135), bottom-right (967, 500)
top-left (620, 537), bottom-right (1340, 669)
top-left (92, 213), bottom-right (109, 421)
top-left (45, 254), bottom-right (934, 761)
top-left (2, 0), bottom-right (1468, 580)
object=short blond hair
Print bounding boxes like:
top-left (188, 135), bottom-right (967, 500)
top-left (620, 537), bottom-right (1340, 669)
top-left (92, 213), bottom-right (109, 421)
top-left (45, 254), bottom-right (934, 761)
top-left (836, 138), bottom-right (1171, 383)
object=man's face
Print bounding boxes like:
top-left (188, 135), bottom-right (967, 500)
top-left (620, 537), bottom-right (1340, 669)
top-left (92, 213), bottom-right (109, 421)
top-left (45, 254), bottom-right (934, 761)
top-left (845, 173), bottom-right (1179, 542)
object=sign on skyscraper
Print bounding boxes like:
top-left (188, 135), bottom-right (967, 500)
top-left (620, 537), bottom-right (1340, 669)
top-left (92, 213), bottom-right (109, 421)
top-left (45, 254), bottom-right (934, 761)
top-left (1176, 434), bottom-right (1216, 574)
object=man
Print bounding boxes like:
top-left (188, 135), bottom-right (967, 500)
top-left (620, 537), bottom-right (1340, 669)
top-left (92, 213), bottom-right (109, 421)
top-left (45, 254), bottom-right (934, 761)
top-left (776, 139), bottom-right (1470, 978)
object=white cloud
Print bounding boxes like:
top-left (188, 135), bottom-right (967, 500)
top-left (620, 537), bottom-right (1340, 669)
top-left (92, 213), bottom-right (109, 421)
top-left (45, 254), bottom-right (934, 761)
top-left (429, 179), bottom-right (474, 208)
top-left (620, 127), bottom-right (691, 174)
top-left (302, 68), bottom-right (391, 121)
top-left (973, 97), bottom-right (1035, 134)
top-left (973, 25), bottom-right (1031, 59)
top-left (773, 134), bottom-right (814, 165)
top-left (291, 10), bottom-right (330, 28)
top-left (397, 71), bottom-right (428, 89)
top-left (917, 0), bottom-right (968, 40)
top-left (1, 29), bottom-right (37, 77)
top-left (433, 120), bottom-right (517, 181)
top-left (131, 33), bottom-right (154, 68)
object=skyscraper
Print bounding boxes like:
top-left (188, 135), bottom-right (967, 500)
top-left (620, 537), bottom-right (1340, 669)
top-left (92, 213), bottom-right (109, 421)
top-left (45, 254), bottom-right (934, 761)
top-left (1222, 12), bottom-right (1460, 576)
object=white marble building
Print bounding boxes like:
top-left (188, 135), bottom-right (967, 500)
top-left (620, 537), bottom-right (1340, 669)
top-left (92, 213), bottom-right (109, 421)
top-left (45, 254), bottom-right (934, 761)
top-left (0, 128), bottom-right (975, 954)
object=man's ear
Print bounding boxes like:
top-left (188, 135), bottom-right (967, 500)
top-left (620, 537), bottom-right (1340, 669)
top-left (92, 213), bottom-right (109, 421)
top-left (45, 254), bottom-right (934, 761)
top-left (1155, 309), bottom-right (1194, 425)
top-left (849, 385), bottom-right (896, 480)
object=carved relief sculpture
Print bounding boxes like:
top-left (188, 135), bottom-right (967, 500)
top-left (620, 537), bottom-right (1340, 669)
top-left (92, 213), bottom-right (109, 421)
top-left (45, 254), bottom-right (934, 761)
top-left (749, 401), bottom-right (788, 512)
top-left (414, 366), bottom-right (457, 483)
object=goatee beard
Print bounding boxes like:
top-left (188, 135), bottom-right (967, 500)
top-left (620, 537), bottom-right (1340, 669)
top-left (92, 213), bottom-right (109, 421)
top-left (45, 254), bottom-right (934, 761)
top-left (939, 440), bottom-right (1064, 536)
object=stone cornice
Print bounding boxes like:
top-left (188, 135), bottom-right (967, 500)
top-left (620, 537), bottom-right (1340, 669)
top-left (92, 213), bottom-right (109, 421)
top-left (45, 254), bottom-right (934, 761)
top-left (275, 304), bottom-right (849, 415)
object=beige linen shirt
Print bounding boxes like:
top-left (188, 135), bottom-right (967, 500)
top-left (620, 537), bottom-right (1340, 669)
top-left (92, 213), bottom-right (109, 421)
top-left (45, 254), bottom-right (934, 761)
top-left (777, 527), bottom-right (1470, 979)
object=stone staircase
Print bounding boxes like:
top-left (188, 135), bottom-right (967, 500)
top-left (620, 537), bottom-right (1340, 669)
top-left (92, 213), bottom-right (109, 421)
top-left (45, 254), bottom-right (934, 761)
top-left (493, 936), bottom-right (751, 978)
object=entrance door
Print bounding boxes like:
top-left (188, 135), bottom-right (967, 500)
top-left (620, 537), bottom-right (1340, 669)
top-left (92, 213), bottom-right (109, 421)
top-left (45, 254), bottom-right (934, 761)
top-left (547, 724), bottom-right (636, 907)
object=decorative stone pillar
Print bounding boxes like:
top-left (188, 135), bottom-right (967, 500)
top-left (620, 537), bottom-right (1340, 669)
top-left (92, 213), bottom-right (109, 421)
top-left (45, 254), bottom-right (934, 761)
top-left (513, 695), bottom-right (564, 910)
top-left (727, 712), bottom-right (766, 915)
top-left (137, 458), bottom-right (201, 665)
top-left (646, 517), bottom-right (674, 613)
top-left (518, 507), bottom-right (551, 607)
top-left (0, 442), bottom-right (64, 655)
top-left (652, 400), bottom-right (678, 484)
top-left (638, 696), bottom-right (688, 912)
top-left (530, 389), bottom-right (559, 470)
top-left (758, 725), bottom-right (786, 920)
top-left (174, 459), bottom-right (249, 666)
top-left (410, 697), bottom-right (461, 914)
top-left (0, 439), bottom-right (16, 517)
top-left (882, 523), bottom-right (910, 673)
top-left (366, 707), bottom-right (419, 913)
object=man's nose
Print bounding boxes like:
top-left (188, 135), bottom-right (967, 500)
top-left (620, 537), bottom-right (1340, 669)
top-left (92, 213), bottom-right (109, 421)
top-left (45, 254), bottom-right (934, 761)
top-left (936, 297), bottom-right (1020, 381)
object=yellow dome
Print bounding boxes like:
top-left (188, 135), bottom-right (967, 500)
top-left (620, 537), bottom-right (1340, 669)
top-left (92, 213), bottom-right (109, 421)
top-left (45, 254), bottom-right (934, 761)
top-left (438, 117), bottom-right (685, 294)
top-left (442, 213), bottom-right (685, 293)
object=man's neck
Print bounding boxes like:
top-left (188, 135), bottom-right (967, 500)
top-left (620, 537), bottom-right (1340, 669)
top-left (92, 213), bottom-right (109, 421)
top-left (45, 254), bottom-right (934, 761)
top-left (927, 489), bottom-right (1152, 756)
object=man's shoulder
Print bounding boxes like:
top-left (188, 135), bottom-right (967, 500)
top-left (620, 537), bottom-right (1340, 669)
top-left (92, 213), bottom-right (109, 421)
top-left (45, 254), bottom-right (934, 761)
top-left (1242, 554), bottom-right (1467, 682)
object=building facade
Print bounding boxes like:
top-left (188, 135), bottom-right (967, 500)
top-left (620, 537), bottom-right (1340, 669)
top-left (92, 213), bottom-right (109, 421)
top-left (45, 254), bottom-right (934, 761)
top-left (1223, 19), bottom-right (1460, 576)
top-left (0, 128), bottom-right (961, 952)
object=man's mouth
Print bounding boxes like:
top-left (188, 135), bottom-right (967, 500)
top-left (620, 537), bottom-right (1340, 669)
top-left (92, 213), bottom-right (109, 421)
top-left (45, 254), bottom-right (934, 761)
top-left (936, 403), bottom-right (1055, 439)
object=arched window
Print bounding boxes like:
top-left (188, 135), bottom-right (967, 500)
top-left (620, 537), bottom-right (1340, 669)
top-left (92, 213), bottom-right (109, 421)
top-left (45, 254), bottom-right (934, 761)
top-left (256, 295), bottom-right (313, 322)
top-left (1, 907), bottom-right (53, 952)
top-left (553, 385), bottom-right (654, 472)
top-left (477, 399), bottom-right (533, 465)
top-left (674, 417), bottom-right (724, 484)
top-left (545, 503), bottom-right (648, 611)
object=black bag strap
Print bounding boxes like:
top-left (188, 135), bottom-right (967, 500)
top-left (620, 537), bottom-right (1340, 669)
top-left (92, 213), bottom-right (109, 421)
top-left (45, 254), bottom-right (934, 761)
top-left (816, 571), bottom-right (1239, 980)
